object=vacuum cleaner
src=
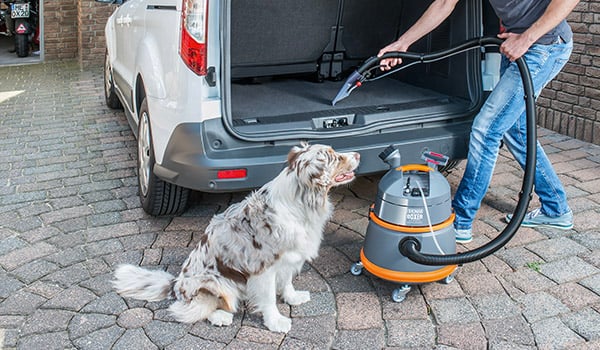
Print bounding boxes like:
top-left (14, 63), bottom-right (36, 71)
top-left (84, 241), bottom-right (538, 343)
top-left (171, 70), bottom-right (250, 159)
top-left (334, 37), bottom-right (537, 302)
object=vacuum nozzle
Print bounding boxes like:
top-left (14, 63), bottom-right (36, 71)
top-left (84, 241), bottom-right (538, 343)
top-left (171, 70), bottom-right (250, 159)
top-left (331, 70), bottom-right (365, 106)
top-left (379, 145), bottom-right (402, 168)
top-left (421, 151), bottom-right (450, 170)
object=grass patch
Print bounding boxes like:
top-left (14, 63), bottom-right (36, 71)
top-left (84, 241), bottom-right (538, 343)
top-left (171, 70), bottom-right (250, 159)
top-left (525, 261), bottom-right (543, 272)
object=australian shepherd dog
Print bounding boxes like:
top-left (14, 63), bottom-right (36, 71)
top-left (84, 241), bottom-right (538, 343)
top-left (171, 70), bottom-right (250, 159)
top-left (113, 143), bottom-right (360, 333)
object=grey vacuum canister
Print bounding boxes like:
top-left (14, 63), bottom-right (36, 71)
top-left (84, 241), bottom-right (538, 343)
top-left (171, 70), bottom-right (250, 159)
top-left (351, 146), bottom-right (458, 302)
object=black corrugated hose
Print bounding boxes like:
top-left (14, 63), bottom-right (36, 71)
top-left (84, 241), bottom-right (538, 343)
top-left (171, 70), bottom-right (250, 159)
top-left (368, 37), bottom-right (536, 265)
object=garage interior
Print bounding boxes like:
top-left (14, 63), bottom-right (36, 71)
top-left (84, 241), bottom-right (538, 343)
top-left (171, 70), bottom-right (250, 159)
top-left (0, 0), bottom-right (41, 66)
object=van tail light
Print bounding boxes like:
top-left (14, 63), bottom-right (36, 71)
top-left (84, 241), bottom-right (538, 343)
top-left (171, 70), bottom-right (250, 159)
top-left (180, 0), bottom-right (208, 75)
top-left (217, 169), bottom-right (247, 179)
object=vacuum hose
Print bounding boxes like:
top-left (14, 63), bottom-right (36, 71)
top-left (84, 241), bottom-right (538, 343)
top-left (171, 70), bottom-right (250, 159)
top-left (376, 37), bottom-right (536, 265)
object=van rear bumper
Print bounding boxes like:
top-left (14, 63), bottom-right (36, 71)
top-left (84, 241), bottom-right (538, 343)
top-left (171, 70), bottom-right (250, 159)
top-left (154, 119), bottom-right (472, 192)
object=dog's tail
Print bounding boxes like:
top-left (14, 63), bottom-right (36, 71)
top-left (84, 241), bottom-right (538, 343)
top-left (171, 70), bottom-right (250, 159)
top-left (112, 264), bottom-right (174, 302)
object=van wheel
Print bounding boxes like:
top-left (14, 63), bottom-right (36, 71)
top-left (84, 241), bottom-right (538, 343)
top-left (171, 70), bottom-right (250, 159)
top-left (137, 98), bottom-right (190, 215)
top-left (104, 50), bottom-right (123, 109)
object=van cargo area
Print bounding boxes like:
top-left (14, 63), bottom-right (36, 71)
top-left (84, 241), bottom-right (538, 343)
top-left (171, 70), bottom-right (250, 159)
top-left (225, 0), bottom-right (483, 139)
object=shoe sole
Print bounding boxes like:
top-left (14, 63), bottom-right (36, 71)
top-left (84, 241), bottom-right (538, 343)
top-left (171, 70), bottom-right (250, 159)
top-left (520, 222), bottom-right (573, 230)
top-left (505, 216), bottom-right (573, 230)
top-left (456, 238), bottom-right (472, 244)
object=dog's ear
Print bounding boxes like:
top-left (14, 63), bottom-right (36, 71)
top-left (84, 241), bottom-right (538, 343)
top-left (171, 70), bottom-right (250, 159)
top-left (287, 143), bottom-right (309, 170)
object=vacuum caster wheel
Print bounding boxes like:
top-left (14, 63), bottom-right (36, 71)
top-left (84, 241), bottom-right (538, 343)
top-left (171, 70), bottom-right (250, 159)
top-left (441, 270), bottom-right (457, 285)
top-left (350, 262), bottom-right (363, 276)
top-left (391, 285), bottom-right (411, 303)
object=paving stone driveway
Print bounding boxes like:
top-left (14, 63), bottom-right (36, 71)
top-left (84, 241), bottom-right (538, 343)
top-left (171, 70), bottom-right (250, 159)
top-left (1, 62), bottom-right (600, 349)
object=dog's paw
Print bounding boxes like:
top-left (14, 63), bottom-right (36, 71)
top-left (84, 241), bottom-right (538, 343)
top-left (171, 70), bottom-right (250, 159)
top-left (208, 309), bottom-right (234, 327)
top-left (264, 314), bottom-right (292, 333)
top-left (284, 290), bottom-right (311, 306)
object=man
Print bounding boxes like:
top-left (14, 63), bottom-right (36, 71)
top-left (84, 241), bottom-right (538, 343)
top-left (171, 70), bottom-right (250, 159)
top-left (379, 0), bottom-right (578, 243)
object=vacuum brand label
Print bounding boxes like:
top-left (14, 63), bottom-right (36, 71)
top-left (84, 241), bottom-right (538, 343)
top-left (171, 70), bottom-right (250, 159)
top-left (406, 208), bottom-right (424, 223)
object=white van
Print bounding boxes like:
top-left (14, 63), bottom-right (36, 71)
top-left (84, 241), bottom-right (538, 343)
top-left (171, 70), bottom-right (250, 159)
top-left (97, 0), bottom-right (500, 215)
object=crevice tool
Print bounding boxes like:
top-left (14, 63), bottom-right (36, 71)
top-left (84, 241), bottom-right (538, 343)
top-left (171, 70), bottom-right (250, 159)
top-left (331, 70), bottom-right (365, 106)
top-left (331, 52), bottom-right (427, 106)
top-left (331, 55), bottom-right (382, 106)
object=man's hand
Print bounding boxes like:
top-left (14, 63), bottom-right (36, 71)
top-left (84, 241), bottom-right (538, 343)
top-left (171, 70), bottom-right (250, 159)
top-left (377, 40), bottom-right (410, 71)
top-left (497, 32), bottom-right (536, 62)
top-left (377, 0), bottom-right (458, 71)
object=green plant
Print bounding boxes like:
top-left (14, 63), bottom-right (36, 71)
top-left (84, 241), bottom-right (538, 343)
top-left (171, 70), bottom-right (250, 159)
top-left (525, 261), bottom-right (543, 272)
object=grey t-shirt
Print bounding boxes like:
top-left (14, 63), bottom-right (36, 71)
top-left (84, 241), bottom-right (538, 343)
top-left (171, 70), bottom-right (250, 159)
top-left (488, 0), bottom-right (572, 44)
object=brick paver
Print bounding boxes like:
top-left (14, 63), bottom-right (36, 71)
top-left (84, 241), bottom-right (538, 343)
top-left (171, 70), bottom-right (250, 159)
top-left (1, 62), bottom-right (599, 349)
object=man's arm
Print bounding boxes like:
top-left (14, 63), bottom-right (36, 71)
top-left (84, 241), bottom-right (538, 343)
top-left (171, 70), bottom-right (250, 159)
top-left (499, 0), bottom-right (580, 61)
top-left (378, 0), bottom-right (459, 70)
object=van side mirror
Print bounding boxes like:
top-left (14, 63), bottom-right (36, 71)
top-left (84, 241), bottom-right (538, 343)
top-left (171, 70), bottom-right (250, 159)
top-left (95, 0), bottom-right (125, 5)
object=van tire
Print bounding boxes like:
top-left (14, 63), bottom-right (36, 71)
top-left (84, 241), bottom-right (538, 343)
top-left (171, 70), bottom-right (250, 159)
top-left (137, 98), bottom-right (190, 215)
top-left (104, 50), bottom-right (123, 109)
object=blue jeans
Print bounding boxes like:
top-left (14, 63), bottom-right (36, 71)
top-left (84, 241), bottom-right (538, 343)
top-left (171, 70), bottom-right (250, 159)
top-left (452, 39), bottom-right (573, 230)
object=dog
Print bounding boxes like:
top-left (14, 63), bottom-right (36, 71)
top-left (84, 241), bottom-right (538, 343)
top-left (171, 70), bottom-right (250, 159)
top-left (113, 143), bottom-right (360, 333)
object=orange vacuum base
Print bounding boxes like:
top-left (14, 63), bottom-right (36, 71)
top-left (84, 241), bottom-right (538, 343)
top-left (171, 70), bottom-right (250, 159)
top-left (360, 249), bottom-right (457, 284)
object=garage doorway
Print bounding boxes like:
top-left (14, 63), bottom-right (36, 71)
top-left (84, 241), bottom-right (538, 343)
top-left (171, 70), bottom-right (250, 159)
top-left (0, 0), bottom-right (42, 66)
